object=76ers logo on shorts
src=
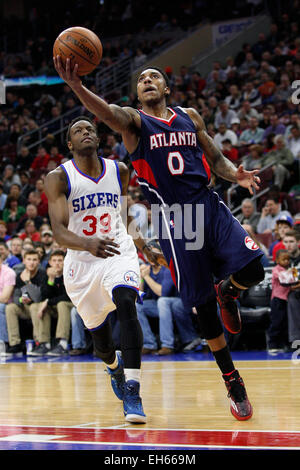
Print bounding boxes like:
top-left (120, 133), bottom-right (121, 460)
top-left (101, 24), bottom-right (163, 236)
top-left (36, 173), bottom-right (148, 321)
top-left (69, 268), bottom-right (74, 278)
top-left (244, 236), bottom-right (259, 251)
top-left (124, 271), bottom-right (139, 287)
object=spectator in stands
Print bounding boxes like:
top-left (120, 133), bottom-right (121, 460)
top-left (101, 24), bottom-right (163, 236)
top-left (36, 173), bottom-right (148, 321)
top-left (259, 135), bottom-right (294, 189)
top-left (258, 72), bottom-right (277, 103)
top-left (34, 242), bottom-right (48, 270)
top-left (16, 204), bottom-right (43, 233)
top-left (257, 196), bottom-right (293, 234)
top-left (221, 139), bottom-right (239, 163)
top-left (4, 249), bottom-right (46, 355)
top-left (269, 216), bottom-right (295, 261)
top-left (287, 125), bottom-right (300, 159)
top-left (0, 221), bottom-right (11, 243)
top-left (214, 101), bottom-right (237, 129)
top-left (0, 182), bottom-right (7, 217)
top-left (69, 306), bottom-right (88, 356)
top-left (273, 74), bottom-right (293, 103)
top-left (28, 189), bottom-right (48, 218)
top-left (40, 228), bottom-right (55, 262)
top-left (31, 250), bottom-right (73, 356)
top-left (16, 146), bottom-right (34, 171)
top-left (283, 230), bottom-right (300, 264)
top-left (30, 146), bottom-right (50, 173)
top-left (8, 183), bottom-right (28, 208)
top-left (236, 198), bottom-right (261, 233)
top-left (0, 252), bottom-right (16, 346)
top-left (0, 241), bottom-right (22, 269)
top-left (263, 114), bottom-right (286, 141)
top-left (238, 117), bottom-right (264, 146)
top-left (267, 249), bottom-right (291, 354)
top-left (239, 52), bottom-right (259, 76)
top-left (19, 171), bottom-right (34, 200)
top-left (213, 123), bottom-right (237, 149)
top-left (237, 100), bottom-right (261, 122)
top-left (19, 220), bottom-right (41, 243)
top-left (242, 81), bottom-right (261, 107)
top-left (2, 196), bottom-right (26, 226)
top-left (283, 231), bottom-right (300, 350)
top-left (2, 165), bottom-right (21, 194)
top-left (224, 84), bottom-right (242, 110)
top-left (9, 237), bottom-right (23, 263)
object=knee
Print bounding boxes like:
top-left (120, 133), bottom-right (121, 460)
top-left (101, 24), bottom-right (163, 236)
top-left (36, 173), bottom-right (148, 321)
top-left (233, 257), bottom-right (265, 288)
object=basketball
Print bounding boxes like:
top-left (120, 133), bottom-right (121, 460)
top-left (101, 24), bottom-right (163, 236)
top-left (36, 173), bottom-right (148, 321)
top-left (53, 27), bottom-right (102, 76)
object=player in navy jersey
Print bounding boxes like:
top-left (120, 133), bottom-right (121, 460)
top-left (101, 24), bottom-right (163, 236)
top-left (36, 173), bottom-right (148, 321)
top-left (53, 57), bottom-right (265, 421)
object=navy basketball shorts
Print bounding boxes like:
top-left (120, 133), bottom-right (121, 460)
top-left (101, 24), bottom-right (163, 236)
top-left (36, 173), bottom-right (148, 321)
top-left (156, 189), bottom-right (263, 308)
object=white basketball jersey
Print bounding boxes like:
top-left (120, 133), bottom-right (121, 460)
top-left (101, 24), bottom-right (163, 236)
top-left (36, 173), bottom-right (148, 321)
top-left (61, 157), bottom-right (131, 262)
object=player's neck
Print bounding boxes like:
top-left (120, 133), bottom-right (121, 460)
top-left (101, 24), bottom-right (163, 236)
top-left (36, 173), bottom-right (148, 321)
top-left (142, 101), bottom-right (170, 120)
top-left (73, 152), bottom-right (103, 178)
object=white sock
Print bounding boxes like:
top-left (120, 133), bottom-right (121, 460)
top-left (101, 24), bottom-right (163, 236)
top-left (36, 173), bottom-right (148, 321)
top-left (59, 339), bottom-right (68, 350)
top-left (124, 368), bottom-right (141, 383)
top-left (106, 352), bottom-right (119, 370)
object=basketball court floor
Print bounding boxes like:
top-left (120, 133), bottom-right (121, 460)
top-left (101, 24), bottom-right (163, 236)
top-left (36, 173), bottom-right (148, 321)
top-left (0, 349), bottom-right (299, 451)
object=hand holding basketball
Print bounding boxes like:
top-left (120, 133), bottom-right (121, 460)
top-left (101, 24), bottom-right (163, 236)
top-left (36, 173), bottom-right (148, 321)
top-left (53, 26), bottom-right (102, 76)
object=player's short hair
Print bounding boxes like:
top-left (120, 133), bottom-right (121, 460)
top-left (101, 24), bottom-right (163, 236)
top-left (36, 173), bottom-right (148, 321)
top-left (66, 116), bottom-right (97, 144)
top-left (139, 66), bottom-right (170, 88)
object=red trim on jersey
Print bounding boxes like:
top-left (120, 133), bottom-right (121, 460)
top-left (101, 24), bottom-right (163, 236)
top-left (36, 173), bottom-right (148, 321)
top-left (140, 108), bottom-right (177, 127)
top-left (131, 159), bottom-right (158, 188)
top-left (202, 154), bottom-right (211, 181)
top-left (169, 257), bottom-right (177, 287)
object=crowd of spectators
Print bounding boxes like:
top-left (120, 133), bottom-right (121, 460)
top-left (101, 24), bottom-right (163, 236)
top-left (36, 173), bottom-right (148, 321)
top-left (0, 5), bottom-right (300, 356)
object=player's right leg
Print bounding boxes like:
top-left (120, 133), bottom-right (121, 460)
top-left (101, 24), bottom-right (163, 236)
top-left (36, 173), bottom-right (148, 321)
top-left (196, 297), bottom-right (253, 420)
top-left (112, 286), bottom-right (146, 424)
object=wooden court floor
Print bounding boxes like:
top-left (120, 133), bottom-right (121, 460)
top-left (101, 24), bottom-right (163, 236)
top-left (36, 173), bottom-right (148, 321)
top-left (0, 355), bottom-right (299, 450)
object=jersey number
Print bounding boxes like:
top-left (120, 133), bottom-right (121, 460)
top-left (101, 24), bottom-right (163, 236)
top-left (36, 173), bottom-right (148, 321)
top-left (167, 151), bottom-right (184, 175)
top-left (82, 214), bottom-right (111, 236)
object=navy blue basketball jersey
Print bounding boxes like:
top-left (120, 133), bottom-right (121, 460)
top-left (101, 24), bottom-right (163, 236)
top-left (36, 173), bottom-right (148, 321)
top-left (129, 106), bottom-right (211, 205)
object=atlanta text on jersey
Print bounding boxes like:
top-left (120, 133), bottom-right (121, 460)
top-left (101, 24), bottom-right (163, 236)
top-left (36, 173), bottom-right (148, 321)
top-left (150, 131), bottom-right (197, 150)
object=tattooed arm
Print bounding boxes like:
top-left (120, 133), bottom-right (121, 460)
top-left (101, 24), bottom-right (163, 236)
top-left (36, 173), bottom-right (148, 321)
top-left (186, 108), bottom-right (261, 194)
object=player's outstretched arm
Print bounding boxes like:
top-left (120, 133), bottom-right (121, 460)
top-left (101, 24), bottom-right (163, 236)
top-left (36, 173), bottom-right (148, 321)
top-left (186, 108), bottom-right (261, 195)
top-left (44, 168), bottom-right (120, 258)
top-left (53, 56), bottom-right (140, 137)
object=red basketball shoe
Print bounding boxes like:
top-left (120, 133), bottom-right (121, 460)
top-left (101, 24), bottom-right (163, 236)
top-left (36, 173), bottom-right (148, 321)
top-left (223, 370), bottom-right (253, 421)
top-left (215, 281), bottom-right (241, 334)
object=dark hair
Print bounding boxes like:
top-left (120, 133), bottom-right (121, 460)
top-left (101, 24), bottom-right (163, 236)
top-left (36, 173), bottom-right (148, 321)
top-left (66, 116), bottom-right (97, 144)
top-left (284, 229), bottom-right (300, 241)
top-left (276, 249), bottom-right (289, 261)
top-left (139, 66), bottom-right (170, 88)
top-left (49, 249), bottom-right (65, 259)
top-left (23, 249), bottom-right (39, 258)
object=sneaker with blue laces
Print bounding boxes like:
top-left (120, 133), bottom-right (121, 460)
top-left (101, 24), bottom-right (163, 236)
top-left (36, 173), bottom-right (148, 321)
top-left (106, 350), bottom-right (125, 401)
top-left (123, 380), bottom-right (147, 424)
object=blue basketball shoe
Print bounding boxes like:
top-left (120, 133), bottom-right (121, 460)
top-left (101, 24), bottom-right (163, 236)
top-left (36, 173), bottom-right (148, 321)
top-left (106, 350), bottom-right (125, 400)
top-left (123, 380), bottom-right (147, 424)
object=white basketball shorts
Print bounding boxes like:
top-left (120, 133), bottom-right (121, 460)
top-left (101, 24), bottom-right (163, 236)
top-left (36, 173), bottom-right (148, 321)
top-left (63, 237), bottom-right (140, 329)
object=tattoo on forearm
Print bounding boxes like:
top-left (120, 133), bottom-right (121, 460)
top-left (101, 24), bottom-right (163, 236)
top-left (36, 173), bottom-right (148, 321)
top-left (203, 134), bottom-right (237, 183)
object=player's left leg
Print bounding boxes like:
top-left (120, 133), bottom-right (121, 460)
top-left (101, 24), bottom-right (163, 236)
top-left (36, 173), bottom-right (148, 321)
top-left (216, 256), bottom-right (265, 334)
top-left (196, 297), bottom-right (253, 421)
top-left (112, 286), bottom-right (146, 423)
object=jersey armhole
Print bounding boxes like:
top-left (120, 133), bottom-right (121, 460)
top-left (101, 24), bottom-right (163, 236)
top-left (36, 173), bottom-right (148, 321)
top-left (114, 160), bottom-right (123, 193)
top-left (60, 164), bottom-right (71, 199)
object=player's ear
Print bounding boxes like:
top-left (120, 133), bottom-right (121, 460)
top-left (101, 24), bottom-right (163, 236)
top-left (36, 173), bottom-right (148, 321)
top-left (165, 87), bottom-right (170, 97)
top-left (67, 141), bottom-right (73, 151)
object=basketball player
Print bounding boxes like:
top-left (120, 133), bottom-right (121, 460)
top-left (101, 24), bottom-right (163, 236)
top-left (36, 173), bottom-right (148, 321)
top-left (53, 57), bottom-right (265, 421)
top-left (44, 115), bottom-right (163, 424)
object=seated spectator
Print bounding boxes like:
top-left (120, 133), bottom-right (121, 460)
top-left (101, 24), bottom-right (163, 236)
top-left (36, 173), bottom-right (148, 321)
top-left (19, 220), bottom-right (41, 243)
top-left (8, 183), bottom-right (28, 208)
top-left (19, 171), bottom-right (35, 200)
top-left (242, 81), bottom-right (261, 107)
top-left (0, 241), bottom-right (22, 269)
top-left (0, 220), bottom-right (11, 243)
top-left (269, 216), bottom-right (295, 261)
top-left (287, 125), bottom-right (300, 159)
top-left (70, 306), bottom-right (88, 356)
top-left (262, 114), bottom-right (286, 142)
top-left (258, 72), bottom-right (277, 103)
top-left (283, 231), bottom-right (300, 348)
top-left (221, 139), bottom-right (239, 163)
top-left (267, 250), bottom-right (291, 354)
top-left (236, 198), bottom-right (261, 233)
top-left (237, 100), bottom-right (261, 122)
top-left (32, 250), bottom-right (73, 356)
top-left (214, 101), bottom-right (237, 129)
top-left (242, 144), bottom-right (264, 171)
top-left (0, 182), bottom-right (8, 216)
top-left (40, 228), bottom-right (55, 259)
top-left (2, 196), bottom-right (26, 226)
top-left (273, 74), bottom-right (292, 103)
top-left (16, 146), bottom-right (34, 171)
top-left (0, 252), bottom-right (16, 347)
top-left (259, 135), bottom-right (294, 189)
top-left (257, 196), bottom-right (293, 234)
top-left (4, 249), bottom-right (47, 355)
top-left (28, 190), bottom-right (48, 218)
top-left (224, 84), bottom-right (242, 110)
top-left (239, 52), bottom-right (259, 76)
top-left (238, 117), bottom-right (264, 146)
top-left (43, 145), bottom-right (64, 168)
top-left (30, 146), bottom-right (50, 173)
top-left (2, 165), bottom-right (21, 195)
top-left (213, 123), bottom-right (238, 149)
top-left (9, 236), bottom-right (23, 262)
top-left (16, 204), bottom-right (44, 233)
top-left (34, 242), bottom-right (48, 269)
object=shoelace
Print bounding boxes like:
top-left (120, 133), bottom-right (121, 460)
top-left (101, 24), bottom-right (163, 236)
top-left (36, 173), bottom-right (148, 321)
top-left (125, 385), bottom-right (141, 406)
top-left (226, 378), bottom-right (247, 402)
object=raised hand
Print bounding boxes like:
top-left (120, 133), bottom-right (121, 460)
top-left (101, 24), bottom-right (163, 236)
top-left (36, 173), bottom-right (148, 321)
top-left (53, 56), bottom-right (82, 90)
top-left (236, 164), bottom-right (261, 196)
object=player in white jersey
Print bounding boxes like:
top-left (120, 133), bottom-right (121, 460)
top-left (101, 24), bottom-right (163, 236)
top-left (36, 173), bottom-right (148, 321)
top-left (44, 116), bottom-right (165, 424)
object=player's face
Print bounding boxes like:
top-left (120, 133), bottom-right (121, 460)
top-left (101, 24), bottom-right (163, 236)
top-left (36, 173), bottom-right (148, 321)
top-left (68, 120), bottom-right (99, 153)
top-left (137, 69), bottom-right (169, 106)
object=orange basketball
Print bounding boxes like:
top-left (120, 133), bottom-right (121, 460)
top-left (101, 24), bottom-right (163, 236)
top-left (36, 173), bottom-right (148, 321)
top-left (53, 26), bottom-right (102, 76)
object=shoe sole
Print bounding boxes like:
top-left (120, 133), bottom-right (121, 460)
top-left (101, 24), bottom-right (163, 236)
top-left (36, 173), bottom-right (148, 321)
top-left (230, 401), bottom-right (253, 421)
top-left (125, 413), bottom-right (147, 424)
